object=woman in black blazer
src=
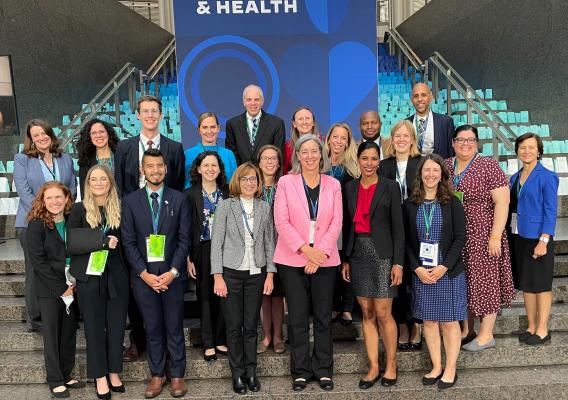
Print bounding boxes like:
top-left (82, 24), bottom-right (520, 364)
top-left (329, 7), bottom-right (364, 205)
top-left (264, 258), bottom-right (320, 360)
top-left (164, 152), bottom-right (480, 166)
top-left (185, 151), bottom-right (229, 361)
top-left (379, 119), bottom-right (423, 351)
top-left (76, 119), bottom-right (119, 194)
top-left (404, 154), bottom-right (467, 389)
top-left (342, 141), bottom-right (404, 389)
top-left (66, 165), bottom-right (128, 399)
top-left (26, 182), bottom-right (84, 398)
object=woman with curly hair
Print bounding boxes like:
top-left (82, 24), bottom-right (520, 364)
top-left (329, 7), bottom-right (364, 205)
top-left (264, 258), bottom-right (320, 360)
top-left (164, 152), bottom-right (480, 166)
top-left (76, 119), bottom-right (119, 194)
top-left (26, 181), bottom-right (83, 398)
top-left (185, 151), bottom-right (229, 361)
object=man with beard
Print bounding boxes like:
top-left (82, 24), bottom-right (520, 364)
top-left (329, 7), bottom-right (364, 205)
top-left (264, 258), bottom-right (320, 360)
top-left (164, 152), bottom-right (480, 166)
top-left (121, 148), bottom-right (190, 398)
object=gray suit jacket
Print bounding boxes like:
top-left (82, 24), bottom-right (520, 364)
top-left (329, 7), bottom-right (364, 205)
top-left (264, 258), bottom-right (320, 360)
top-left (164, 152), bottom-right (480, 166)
top-left (210, 197), bottom-right (276, 274)
top-left (14, 153), bottom-right (77, 228)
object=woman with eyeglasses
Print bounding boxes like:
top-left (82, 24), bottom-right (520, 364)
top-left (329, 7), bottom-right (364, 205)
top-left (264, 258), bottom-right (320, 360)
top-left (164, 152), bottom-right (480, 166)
top-left (255, 145), bottom-right (287, 355)
top-left (67, 165), bottom-right (128, 399)
top-left (186, 151), bottom-right (229, 361)
top-left (76, 119), bottom-right (120, 194)
top-left (274, 134), bottom-right (342, 392)
top-left (211, 162), bottom-right (276, 394)
top-left (445, 125), bottom-right (515, 352)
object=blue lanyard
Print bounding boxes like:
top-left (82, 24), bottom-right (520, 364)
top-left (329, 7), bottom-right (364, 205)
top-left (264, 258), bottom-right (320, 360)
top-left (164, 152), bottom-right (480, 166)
top-left (302, 176), bottom-right (319, 220)
top-left (422, 201), bottom-right (437, 240)
top-left (452, 154), bottom-right (477, 187)
top-left (41, 156), bottom-right (59, 181)
top-left (262, 185), bottom-right (275, 206)
top-left (239, 199), bottom-right (254, 239)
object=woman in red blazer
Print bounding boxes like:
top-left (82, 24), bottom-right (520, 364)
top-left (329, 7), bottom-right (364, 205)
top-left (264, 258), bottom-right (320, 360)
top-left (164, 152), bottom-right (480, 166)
top-left (273, 134), bottom-right (343, 392)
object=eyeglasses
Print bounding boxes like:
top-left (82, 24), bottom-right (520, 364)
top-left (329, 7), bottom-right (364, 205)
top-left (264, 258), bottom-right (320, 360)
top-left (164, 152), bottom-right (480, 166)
top-left (139, 109), bottom-right (161, 116)
top-left (90, 130), bottom-right (107, 137)
top-left (453, 137), bottom-right (478, 144)
top-left (260, 156), bottom-right (279, 162)
top-left (240, 176), bottom-right (258, 183)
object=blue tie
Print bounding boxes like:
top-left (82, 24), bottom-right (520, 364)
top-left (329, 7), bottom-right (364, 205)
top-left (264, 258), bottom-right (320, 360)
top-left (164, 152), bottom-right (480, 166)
top-left (150, 192), bottom-right (160, 218)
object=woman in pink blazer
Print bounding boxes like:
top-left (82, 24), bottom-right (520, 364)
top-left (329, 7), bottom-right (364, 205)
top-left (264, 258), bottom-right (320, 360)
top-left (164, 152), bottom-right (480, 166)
top-left (273, 134), bottom-right (343, 392)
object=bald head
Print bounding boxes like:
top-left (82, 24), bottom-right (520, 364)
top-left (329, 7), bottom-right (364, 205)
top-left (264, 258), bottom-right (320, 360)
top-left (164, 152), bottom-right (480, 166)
top-left (411, 83), bottom-right (433, 117)
top-left (359, 110), bottom-right (381, 141)
top-left (242, 84), bottom-right (264, 117)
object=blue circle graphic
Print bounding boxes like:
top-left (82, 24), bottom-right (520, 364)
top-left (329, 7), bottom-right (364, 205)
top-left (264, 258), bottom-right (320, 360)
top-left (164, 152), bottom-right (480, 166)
top-left (190, 49), bottom-right (268, 125)
top-left (179, 35), bottom-right (280, 127)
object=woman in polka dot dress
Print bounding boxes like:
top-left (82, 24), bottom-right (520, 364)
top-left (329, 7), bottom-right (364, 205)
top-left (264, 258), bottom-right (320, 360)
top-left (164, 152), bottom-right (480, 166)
top-left (445, 125), bottom-right (515, 352)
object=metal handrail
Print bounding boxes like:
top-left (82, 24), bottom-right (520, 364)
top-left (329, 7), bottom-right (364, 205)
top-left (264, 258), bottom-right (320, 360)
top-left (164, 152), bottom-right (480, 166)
top-left (146, 38), bottom-right (175, 79)
top-left (144, 39), bottom-right (177, 97)
top-left (428, 52), bottom-right (515, 153)
top-left (387, 29), bottom-right (424, 85)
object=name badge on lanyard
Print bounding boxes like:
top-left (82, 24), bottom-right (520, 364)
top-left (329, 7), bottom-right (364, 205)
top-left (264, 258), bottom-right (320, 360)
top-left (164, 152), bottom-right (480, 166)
top-left (302, 176), bottom-right (319, 246)
top-left (510, 212), bottom-right (518, 235)
top-left (419, 202), bottom-right (439, 267)
top-left (147, 193), bottom-right (166, 262)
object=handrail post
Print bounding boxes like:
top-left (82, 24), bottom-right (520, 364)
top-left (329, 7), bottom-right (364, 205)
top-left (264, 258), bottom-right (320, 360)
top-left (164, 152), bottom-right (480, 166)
top-left (397, 47), bottom-right (402, 70)
top-left (422, 61), bottom-right (428, 82)
top-left (466, 86), bottom-right (473, 125)
top-left (403, 55), bottom-right (409, 80)
top-left (114, 81), bottom-right (120, 127)
top-left (128, 72), bottom-right (136, 114)
top-left (447, 71), bottom-right (452, 117)
top-left (432, 63), bottom-right (439, 102)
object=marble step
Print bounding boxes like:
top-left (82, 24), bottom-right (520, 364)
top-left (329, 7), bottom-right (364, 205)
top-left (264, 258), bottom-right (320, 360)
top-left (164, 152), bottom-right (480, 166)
top-left (1, 332), bottom-right (568, 384)
top-left (2, 364), bottom-right (568, 399)
top-left (0, 275), bottom-right (24, 297)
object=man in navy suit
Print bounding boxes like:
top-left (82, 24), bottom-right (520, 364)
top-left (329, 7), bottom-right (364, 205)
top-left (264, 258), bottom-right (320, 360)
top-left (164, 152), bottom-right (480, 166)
top-left (121, 149), bottom-right (191, 398)
top-left (406, 82), bottom-right (455, 159)
top-left (114, 95), bottom-right (186, 362)
top-left (225, 84), bottom-right (285, 165)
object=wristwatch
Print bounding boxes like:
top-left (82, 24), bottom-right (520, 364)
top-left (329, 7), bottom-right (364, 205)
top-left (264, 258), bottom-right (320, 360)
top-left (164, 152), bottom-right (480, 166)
top-left (539, 237), bottom-right (550, 244)
top-left (169, 267), bottom-right (179, 278)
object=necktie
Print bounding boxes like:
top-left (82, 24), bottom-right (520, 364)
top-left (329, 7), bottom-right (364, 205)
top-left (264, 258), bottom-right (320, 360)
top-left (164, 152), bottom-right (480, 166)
top-left (150, 192), bottom-right (160, 219)
top-left (417, 118), bottom-right (426, 150)
top-left (147, 140), bottom-right (154, 150)
top-left (250, 117), bottom-right (258, 145)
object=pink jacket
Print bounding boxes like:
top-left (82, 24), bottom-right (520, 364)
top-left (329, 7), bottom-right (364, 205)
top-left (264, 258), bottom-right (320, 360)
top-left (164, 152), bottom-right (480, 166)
top-left (273, 173), bottom-right (343, 267)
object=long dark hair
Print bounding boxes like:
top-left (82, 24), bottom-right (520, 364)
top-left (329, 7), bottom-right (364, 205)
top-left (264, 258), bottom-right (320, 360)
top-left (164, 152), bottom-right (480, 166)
top-left (76, 119), bottom-right (119, 167)
top-left (409, 154), bottom-right (454, 205)
top-left (189, 151), bottom-right (228, 188)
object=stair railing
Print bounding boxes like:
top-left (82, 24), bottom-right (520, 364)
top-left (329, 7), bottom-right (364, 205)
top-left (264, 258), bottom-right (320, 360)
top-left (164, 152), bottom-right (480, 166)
top-left (144, 38), bottom-right (176, 97)
top-left (388, 28), bottom-right (515, 158)
top-left (387, 28), bottom-right (424, 86)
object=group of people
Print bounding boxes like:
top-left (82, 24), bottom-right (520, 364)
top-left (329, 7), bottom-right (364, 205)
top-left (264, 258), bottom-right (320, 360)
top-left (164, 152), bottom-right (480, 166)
top-left (13, 82), bottom-right (558, 398)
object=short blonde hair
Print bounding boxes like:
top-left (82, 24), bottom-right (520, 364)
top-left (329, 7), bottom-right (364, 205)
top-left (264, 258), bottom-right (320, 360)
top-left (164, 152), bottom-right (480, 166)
top-left (229, 162), bottom-right (263, 198)
top-left (385, 119), bottom-right (421, 158)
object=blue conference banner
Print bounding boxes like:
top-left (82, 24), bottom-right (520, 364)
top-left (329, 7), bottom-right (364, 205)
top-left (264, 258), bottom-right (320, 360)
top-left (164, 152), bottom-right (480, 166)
top-left (173, 0), bottom-right (378, 147)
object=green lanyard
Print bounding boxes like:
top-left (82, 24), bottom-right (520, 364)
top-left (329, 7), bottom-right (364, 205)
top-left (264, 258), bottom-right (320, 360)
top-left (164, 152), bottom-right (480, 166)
top-left (422, 201), bottom-right (437, 240)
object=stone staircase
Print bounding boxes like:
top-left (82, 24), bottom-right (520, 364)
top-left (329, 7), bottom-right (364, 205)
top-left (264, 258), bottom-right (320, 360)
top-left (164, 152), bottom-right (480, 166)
top-left (1, 226), bottom-right (568, 398)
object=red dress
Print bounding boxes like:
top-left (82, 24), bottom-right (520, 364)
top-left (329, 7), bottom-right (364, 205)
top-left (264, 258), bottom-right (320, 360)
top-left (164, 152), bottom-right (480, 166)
top-left (445, 156), bottom-right (515, 316)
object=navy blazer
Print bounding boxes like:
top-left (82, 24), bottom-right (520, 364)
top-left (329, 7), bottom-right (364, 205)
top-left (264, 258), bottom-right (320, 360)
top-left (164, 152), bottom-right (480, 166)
top-left (224, 110), bottom-right (285, 165)
top-left (14, 153), bottom-right (77, 228)
top-left (406, 112), bottom-right (455, 159)
top-left (509, 162), bottom-right (559, 239)
top-left (403, 196), bottom-right (466, 277)
top-left (343, 178), bottom-right (405, 266)
top-left (114, 134), bottom-right (185, 197)
top-left (121, 186), bottom-right (191, 284)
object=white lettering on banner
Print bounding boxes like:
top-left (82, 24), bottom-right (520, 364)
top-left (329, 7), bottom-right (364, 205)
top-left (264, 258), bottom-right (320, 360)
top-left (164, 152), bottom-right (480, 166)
top-left (214, 0), bottom-right (298, 14)
top-left (196, 1), bottom-right (211, 14)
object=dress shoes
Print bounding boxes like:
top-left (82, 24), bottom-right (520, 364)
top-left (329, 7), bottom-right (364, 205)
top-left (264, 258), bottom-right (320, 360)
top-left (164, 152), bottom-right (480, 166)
top-left (358, 374), bottom-right (380, 390)
top-left (319, 378), bottom-right (334, 391)
top-left (381, 375), bottom-right (397, 387)
top-left (438, 373), bottom-right (458, 389)
top-left (519, 330), bottom-right (535, 342)
top-left (64, 379), bottom-right (86, 389)
top-left (170, 378), bottom-right (188, 398)
top-left (397, 342), bottom-right (411, 351)
top-left (50, 386), bottom-right (70, 398)
top-left (526, 333), bottom-right (551, 345)
top-left (203, 349), bottom-right (217, 362)
top-left (422, 371), bottom-right (444, 386)
top-left (246, 376), bottom-right (261, 392)
top-left (123, 343), bottom-right (139, 362)
top-left (409, 341), bottom-right (422, 351)
top-left (292, 378), bottom-right (308, 391)
top-left (274, 342), bottom-right (286, 354)
top-left (462, 338), bottom-right (495, 352)
top-left (215, 346), bottom-right (228, 356)
top-left (144, 376), bottom-right (165, 399)
top-left (107, 377), bottom-right (125, 393)
top-left (232, 376), bottom-right (247, 395)
top-left (256, 341), bottom-right (270, 354)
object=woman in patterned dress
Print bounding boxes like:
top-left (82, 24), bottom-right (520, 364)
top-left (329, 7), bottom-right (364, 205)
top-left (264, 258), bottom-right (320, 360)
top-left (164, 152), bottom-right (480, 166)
top-left (445, 125), bottom-right (515, 352)
top-left (405, 154), bottom-right (467, 389)
top-left (186, 151), bottom-right (229, 361)
top-left (255, 145), bottom-right (287, 354)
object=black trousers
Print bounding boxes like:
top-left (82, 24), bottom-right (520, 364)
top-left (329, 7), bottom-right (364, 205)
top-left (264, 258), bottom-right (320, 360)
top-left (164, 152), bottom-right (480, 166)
top-left (39, 297), bottom-right (78, 388)
top-left (132, 281), bottom-right (186, 378)
top-left (194, 241), bottom-right (225, 349)
top-left (279, 265), bottom-right (336, 380)
top-left (18, 228), bottom-right (42, 330)
top-left (221, 267), bottom-right (265, 379)
top-left (76, 266), bottom-right (129, 378)
top-left (125, 257), bottom-right (146, 352)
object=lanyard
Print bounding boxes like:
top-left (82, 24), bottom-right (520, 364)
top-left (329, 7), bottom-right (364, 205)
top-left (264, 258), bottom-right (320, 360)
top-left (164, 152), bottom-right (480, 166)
top-left (41, 156), bottom-right (58, 181)
top-left (239, 199), bottom-right (254, 239)
top-left (452, 154), bottom-right (477, 187)
top-left (203, 189), bottom-right (220, 212)
top-left (302, 176), bottom-right (319, 221)
top-left (422, 201), bottom-right (437, 240)
top-left (262, 185), bottom-right (275, 206)
top-left (395, 165), bottom-right (406, 200)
